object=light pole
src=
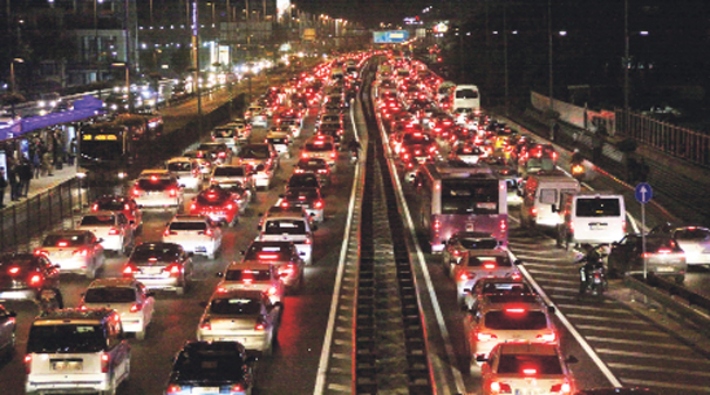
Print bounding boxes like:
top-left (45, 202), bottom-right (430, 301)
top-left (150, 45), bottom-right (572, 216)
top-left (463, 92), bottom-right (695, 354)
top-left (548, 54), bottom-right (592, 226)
top-left (548, 0), bottom-right (554, 134)
top-left (10, 58), bottom-right (24, 94)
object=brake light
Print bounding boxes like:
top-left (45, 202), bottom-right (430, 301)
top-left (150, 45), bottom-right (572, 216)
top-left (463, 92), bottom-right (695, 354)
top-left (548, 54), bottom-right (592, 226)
top-left (551, 383), bottom-right (572, 394)
top-left (254, 320), bottom-right (266, 331)
top-left (537, 332), bottom-right (557, 342)
top-left (169, 188), bottom-right (177, 197)
top-left (433, 218), bottom-right (441, 231)
top-left (258, 253), bottom-right (279, 260)
top-left (100, 353), bottom-right (110, 373)
top-left (266, 286), bottom-right (277, 296)
top-left (280, 201), bottom-right (290, 208)
top-left (91, 203), bottom-right (99, 211)
top-left (190, 203), bottom-right (197, 211)
top-left (314, 200), bottom-right (324, 209)
top-left (500, 219), bottom-right (508, 233)
top-left (123, 264), bottom-right (138, 277)
top-left (29, 274), bottom-right (43, 287)
top-left (476, 332), bottom-right (498, 342)
top-left (129, 303), bottom-right (143, 313)
top-left (132, 187), bottom-right (142, 197)
top-left (529, 207), bottom-right (537, 217)
top-left (459, 272), bottom-right (474, 281)
top-left (24, 355), bottom-right (32, 374)
top-left (278, 265), bottom-right (295, 276)
top-left (330, 151), bottom-right (336, 159)
top-left (483, 262), bottom-right (497, 270)
top-left (226, 203), bottom-right (234, 211)
top-left (108, 227), bottom-right (120, 236)
top-left (164, 228), bottom-right (176, 237)
top-left (166, 264), bottom-right (182, 276)
top-left (33, 249), bottom-right (48, 257)
top-left (522, 368), bottom-right (537, 376)
top-left (72, 248), bottom-right (89, 257)
top-left (204, 228), bottom-right (213, 237)
top-left (301, 152), bottom-right (308, 159)
top-left (505, 308), bottom-right (526, 314)
top-left (230, 383), bottom-right (245, 392)
top-left (657, 248), bottom-right (672, 254)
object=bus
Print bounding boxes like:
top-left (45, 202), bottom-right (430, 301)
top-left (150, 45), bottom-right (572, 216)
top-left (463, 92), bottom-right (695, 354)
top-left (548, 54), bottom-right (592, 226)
top-left (78, 121), bottom-right (138, 182)
top-left (451, 84), bottom-right (481, 114)
top-left (412, 161), bottom-right (508, 252)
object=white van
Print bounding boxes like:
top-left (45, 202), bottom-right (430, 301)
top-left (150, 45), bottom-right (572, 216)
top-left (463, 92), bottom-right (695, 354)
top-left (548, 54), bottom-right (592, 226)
top-left (519, 171), bottom-right (580, 228)
top-left (25, 309), bottom-right (131, 394)
top-left (556, 192), bottom-right (626, 249)
top-left (451, 84), bottom-right (481, 114)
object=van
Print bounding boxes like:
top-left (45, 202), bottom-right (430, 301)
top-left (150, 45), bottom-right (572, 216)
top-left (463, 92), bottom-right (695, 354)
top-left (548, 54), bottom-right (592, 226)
top-left (25, 308), bottom-right (131, 394)
top-left (555, 192), bottom-right (626, 250)
top-left (519, 171), bottom-right (580, 229)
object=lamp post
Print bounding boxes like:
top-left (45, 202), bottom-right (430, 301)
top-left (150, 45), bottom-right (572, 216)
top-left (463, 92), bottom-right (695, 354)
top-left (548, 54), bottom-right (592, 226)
top-left (547, 0), bottom-right (554, 134)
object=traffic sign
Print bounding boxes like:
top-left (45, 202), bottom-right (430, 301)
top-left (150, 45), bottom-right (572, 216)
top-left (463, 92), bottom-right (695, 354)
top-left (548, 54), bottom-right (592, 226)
top-left (635, 182), bottom-right (652, 204)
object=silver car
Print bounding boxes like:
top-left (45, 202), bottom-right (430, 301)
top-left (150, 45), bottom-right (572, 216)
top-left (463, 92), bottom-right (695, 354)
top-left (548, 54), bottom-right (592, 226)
top-left (35, 230), bottom-right (105, 279)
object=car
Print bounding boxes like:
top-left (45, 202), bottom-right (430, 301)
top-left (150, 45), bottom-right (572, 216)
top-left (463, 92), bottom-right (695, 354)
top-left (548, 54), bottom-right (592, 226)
top-left (463, 277), bottom-right (536, 313)
top-left (182, 151), bottom-right (213, 175)
top-left (279, 117), bottom-right (302, 138)
top-left (237, 240), bottom-right (305, 293)
top-left (76, 211), bottom-right (134, 256)
top-left (163, 215), bottom-right (223, 259)
top-left (301, 134), bottom-right (337, 170)
top-left (481, 342), bottom-right (577, 395)
top-left (294, 157), bottom-right (332, 186)
top-left (449, 142), bottom-right (486, 165)
top-left (79, 278), bottom-right (156, 340)
top-left (278, 187), bottom-right (325, 223)
top-left (245, 105), bottom-right (268, 127)
top-left (123, 242), bottom-right (194, 295)
top-left (197, 289), bottom-right (281, 355)
top-left (189, 185), bottom-right (241, 227)
top-left (256, 208), bottom-right (316, 265)
top-left (90, 195), bottom-right (143, 233)
top-left (451, 249), bottom-right (521, 304)
top-left (265, 127), bottom-right (292, 158)
top-left (235, 143), bottom-right (279, 190)
top-left (164, 341), bottom-right (256, 395)
top-left (648, 224), bottom-right (710, 266)
top-left (165, 157), bottom-right (204, 191)
top-left (0, 304), bottom-right (16, 359)
top-left (209, 164), bottom-right (256, 193)
top-left (216, 259), bottom-right (285, 305)
top-left (222, 183), bottom-right (255, 214)
top-left (25, 309), bottom-right (131, 395)
top-left (0, 253), bottom-right (60, 302)
top-left (287, 171), bottom-right (323, 191)
top-left (196, 142), bottom-right (233, 165)
top-left (131, 171), bottom-right (184, 209)
top-left (211, 123), bottom-right (241, 153)
top-left (607, 233), bottom-right (687, 283)
top-left (229, 118), bottom-right (252, 142)
top-left (34, 230), bottom-right (105, 279)
top-left (465, 292), bottom-right (557, 369)
top-left (442, 231), bottom-right (501, 276)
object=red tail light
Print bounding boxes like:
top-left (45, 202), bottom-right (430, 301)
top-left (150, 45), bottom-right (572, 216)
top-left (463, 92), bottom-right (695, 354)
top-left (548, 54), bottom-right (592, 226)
top-left (537, 332), bottom-right (557, 342)
top-left (330, 151), bottom-right (336, 159)
top-left (100, 353), bottom-right (110, 373)
top-left (551, 383), bottom-right (572, 394)
top-left (169, 188), bottom-right (178, 197)
top-left (29, 274), bottom-right (43, 287)
top-left (230, 383), bottom-right (245, 392)
top-left (204, 228), bottom-right (213, 237)
top-left (123, 264), bottom-right (138, 277)
top-left (254, 317), bottom-right (266, 331)
top-left (500, 219), bottom-right (508, 233)
top-left (218, 152), bottom-right (226, 158)
top-left (72, 248), bottom-right (89, 257)
top-left (226, 203), bottom-right (234, 211)
top-left (166, 264), bottom-right (182, 276)
top-left (190, 203), bottom-right (197, 211)
top-left (278, 264), bottom-right (295, 277)
top-left (522, 368), bottom-right (537, 376)
top-left (132, 187), bottom-right (142, 197)
top-left (459, 272), bottom-right (474, 281)
top-left (266, 286), bottom-right (277, 296)
top-left (164, 228), bottom-right (177, 237)
top-left (108, 227), bottom-right (120, 236)
top-left (657, 248), bottom-right (672, 254)
top-left (33, 249), bottom-right (48, 257)
top-left (529, 207), bottom-right (537, 217)
top-left (433, 218), bottom-right (441, 231)
top-left (24, 355), bottom-right (32, 374)
top-left (301, 152), bottom-right (308, 159)
top-left (129, 303), bottom-right (143, 313)
top-left (483, 262), bottom-right (497, 270)
top-left (314, 200), bottom-right (324, 209)
top-left (280, 201), bottom-right (290, 208)
top-left (91, 203), bottom-right (99, 211)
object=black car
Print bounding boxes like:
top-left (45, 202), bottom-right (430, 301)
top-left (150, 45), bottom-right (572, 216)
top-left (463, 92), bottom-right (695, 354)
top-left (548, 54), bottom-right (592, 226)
top-left (0, 253), bottom-right (60, 302)
top-left (607, 234), bottom-right (687, 283)
top-left (165, 341), bottom-right (255, 395)
top-left (286, 173), bottom-right (322, 192)
top-left (294, 158), bottom-right (331, 186)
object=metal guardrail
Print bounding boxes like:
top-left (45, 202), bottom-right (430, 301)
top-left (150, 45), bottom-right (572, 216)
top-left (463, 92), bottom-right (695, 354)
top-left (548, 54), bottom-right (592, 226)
top-left (624, 273), bottom-right (710, 339)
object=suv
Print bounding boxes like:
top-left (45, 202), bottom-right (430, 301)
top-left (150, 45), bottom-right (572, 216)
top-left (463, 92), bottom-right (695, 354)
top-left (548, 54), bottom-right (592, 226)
top-left (25, 308), bottom-right (131, 395)
top-left (131, 171), bottom-right (184, 209)
top-left (0, 253), bottom-right (60, 302)
top-left (608, 233), bottom-right (687, 283)
top-left (165, 157), bottom-right (204, 191)
top-left (257, 208), bottom-right (316, 265)
top-left (556, 192), bottom-right (626, 250)
top-left (216, 260), bottom-right (285, 304)
top-left (452, 249), bottom-right (521, 305)
top-left (210, 164), bottom-right (256, 192)
top-left (90, 195), bottom-right (143, 233)
top-left (236, 143), bottom-right (279, 191)
top-left (301, 134), bottom-right (337, 170)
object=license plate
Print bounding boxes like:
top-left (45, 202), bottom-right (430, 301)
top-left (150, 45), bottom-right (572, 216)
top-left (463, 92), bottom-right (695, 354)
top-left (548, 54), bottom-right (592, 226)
top-left (466, 223), bottom-right (475, 231)
top-left (656, 266), bottom-right (674, 272)
top-left (51, 360), bottom-right (82, 371)
top-left (143, 267), bottom-right (163, 275)
top-left (191, 388), bottom-right (219, 394)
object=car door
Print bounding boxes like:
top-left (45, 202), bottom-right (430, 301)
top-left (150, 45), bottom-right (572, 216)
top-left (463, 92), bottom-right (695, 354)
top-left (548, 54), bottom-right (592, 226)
top-left (138, 283), bottom-right (155, 326)
top-left (0, 307), bottom-right (13, 350)
top-left (611, 235), bottom-right (634, 272)
top-left (107, 319), bottom-right (130, 383)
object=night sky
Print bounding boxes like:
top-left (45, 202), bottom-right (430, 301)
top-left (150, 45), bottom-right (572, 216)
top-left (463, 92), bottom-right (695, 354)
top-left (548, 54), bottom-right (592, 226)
top-left (294, 0), bottom-right (429, 27)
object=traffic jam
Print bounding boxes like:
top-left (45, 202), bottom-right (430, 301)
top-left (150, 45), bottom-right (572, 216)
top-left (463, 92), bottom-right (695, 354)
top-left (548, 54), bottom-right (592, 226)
top-left (0, 49), bottom-right (707, 395)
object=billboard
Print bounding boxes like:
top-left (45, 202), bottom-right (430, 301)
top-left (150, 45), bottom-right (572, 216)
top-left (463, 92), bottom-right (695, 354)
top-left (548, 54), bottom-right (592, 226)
top-left (373, 30), bottom-right (410, 44)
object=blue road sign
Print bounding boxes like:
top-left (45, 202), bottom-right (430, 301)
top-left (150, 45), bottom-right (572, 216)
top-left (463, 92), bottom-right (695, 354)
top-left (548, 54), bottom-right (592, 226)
top-left (635, 182), bottom-right (653, 204)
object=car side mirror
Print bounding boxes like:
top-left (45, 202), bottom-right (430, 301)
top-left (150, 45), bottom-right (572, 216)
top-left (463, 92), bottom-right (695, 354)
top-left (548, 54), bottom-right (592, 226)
top-left (96, 238), bottom-right (104, 244)
top-left (476, 354), bottom-right (488, 363)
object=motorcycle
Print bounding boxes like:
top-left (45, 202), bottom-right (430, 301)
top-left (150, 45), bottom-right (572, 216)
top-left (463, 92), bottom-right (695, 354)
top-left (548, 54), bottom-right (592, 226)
top-left (576, 245), bottom-right (609, 296)
top-left (571, 162), bottom-right (585, 181)
top-left (350, 148), bottom-right (359, 163)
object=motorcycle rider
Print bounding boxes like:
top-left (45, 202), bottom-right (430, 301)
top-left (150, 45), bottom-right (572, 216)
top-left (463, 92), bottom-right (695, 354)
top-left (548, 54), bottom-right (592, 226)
top-left (36, 286), bottom-right (64, 316)
top-left (578, 245), bottom-right (606, 294)
top-left (348, 139), bottom-right (361, 161)
top-left (570, 148), bottom-right (584, 166)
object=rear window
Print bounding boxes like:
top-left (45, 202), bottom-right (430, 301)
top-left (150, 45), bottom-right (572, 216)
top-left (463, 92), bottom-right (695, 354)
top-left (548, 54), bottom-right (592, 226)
top-left (496, 354), bottom-right (563, 375)
top-left (80, 215), bottom-right (114, 226)
top-left (240, 146), bottom-right (270, 159)
top-left (212, 128), bottom-right (235, 138)
top-left (575, 198), bottom-right (621, 217)
top-left (167, 162), bottom-right (192, 172)
top-left (243, 244), bottom-right (290, 261)
top-left (131, 244), bottom-right (181, 262)
top-left (196, 189), bottom-right (231, 205)
top-left (305, 142), bottom-right (334, 151)
top-left (484, 310), bottom-right (548, 330)
top-left (84, 287), bottom-right (136, 303)
top-left (263, 220), bottom-right (307, 235)
top-left (213, 167), bottom-right (246, 177)
top-left (169, 221), bottom-right (207, 231)
top-left (674, 228), bottom-right (710, 241)
top-left (209, 297), bottom-right (261, 315)
top-left (95, 199), bottom-right (126, 211)
top-left (225, 269), bottom-right (272, 282)
top-left (137, 178), bottom-right (176, 191)
top-left (173, 350), bottom-right (245, 381)
top-left (43, 235), bottom-right (85, 247)
top-left (467, 255), bottom-right (512, 268)
top-left (458, 238), bottom-right (499, 250)
top-left (455, 89), bottom-right (479, 99)
top-left (27, 324), bottom-right (105, 353)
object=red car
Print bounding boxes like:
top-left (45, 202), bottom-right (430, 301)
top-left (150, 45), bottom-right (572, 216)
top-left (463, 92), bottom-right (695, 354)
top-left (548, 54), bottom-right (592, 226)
top-left (189, 186), bottom-right (240, 227)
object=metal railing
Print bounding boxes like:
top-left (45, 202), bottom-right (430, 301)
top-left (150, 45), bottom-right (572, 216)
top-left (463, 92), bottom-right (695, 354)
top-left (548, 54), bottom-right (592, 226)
top-left (0, 177), bottom-right (82, 253)
top-left (616, 109), bottom-right (710, 168)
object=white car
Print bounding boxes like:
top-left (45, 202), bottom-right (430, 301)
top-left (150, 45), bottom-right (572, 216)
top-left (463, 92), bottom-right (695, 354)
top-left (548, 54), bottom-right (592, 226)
top-left (197, 289), bottom-right (281, 355)
top-left (266, 128), bottom-right (292, 158)
top-left (80, 278), bottom-right (156, 340)
top-left (76, 211), bottom-right (134, 256)
top-left (35, 230), bottom-right (105, 279)
top-left (165, 157), bottom-right (204, 191)
top-left (162, 215), bottom-right (222, 260)
top-left (257, 208), bottom-right (315, 265)
top-left (131, 170), bottom-right (184, 209)
top-left (209, 164), bottom-right (256, 191)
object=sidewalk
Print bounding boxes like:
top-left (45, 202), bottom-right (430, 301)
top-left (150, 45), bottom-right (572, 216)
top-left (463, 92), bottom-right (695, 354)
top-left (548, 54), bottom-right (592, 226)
top-left (2, 163), bottom-right (78, 209)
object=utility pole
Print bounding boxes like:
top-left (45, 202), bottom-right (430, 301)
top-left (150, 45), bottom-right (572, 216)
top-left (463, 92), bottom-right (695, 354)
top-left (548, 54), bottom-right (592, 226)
top-left (192, 0), bottom-right (202, 130)
top-left (503, 1), bottom-right (509, 115)
top-left (547, 0), bottom-right (554, 133)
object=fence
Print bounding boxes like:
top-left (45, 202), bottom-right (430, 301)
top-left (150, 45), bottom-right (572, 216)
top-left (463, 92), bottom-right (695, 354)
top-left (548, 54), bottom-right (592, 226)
top-left (0, 177), bottom-right (81, 253)
top-left (616, 109), bottom-right (710, 168)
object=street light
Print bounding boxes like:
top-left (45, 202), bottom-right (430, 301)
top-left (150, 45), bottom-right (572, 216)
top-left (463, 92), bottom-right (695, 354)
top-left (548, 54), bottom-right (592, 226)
top-left (10, 58), bottom-right (24, 94)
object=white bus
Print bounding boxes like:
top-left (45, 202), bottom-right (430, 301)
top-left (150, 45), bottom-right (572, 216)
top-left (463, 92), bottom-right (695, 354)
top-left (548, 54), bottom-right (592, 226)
top-left (451, 84), bottom-right (481, 114)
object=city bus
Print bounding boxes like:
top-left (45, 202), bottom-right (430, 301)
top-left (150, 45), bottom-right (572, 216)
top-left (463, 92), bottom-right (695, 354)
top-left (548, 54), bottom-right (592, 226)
top-left (451, 84), bottom-right (481, 114)
top-left (412, 161), bottom-right (508, 252)
top-left (78, 121), bottom-right (138, 183)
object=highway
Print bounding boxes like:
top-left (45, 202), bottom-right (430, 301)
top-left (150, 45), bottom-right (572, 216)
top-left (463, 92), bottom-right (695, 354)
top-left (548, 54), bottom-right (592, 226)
top-left (0, 55), bottom-right (709, 395)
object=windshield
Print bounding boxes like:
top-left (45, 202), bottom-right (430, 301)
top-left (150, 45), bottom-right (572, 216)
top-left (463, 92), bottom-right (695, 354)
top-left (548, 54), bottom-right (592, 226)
top-left (441, 180), bottom-right (500, 215)
top-left (84, 287), bottom-right (136, 303)
top-left (575, 198), bottom-right (621, 217)
top-left (27, 325), bottom-right (105, 353)
top-left (224, 268), bottom-right (272, 282)
top-left (209, 297), bottom-right (261, 315)
top-left (170, 221), bottom-right (207, 231)
top-left (263, 220), bottom-right (307, 235)
top-left (484, 311), bottom-right (548, 330)
top-left (213, 167), bottom-right (246, 177)
top-left (497, 354), bottom-right (563, 375)
top-left (80, 215), bottom-right (114, 226)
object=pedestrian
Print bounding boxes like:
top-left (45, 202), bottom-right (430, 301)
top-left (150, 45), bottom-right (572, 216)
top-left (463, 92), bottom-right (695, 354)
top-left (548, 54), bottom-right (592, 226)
top-left (0, 167), bottom-right (7, 208)
top-left (19, 157), bottom-right (32, 197)
top-left (7, 158), bottom-right (20, 201)
top-left (42, 150), bottom-right (54, 177)
top-left (31, 145), bottom-right (42, 178)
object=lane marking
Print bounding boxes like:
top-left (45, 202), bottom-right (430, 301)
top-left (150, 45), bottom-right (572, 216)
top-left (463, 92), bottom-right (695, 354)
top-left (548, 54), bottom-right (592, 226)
top-left (586, 336), bottom-right (690, 350)
top-left (574, 324), bottom-right (671, 337)
top-left (621, 379), bottom-right (710, 393)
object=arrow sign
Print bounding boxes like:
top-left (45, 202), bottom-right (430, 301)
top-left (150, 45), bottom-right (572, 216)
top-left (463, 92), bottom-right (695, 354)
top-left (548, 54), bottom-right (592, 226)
top-left (635, 182), bottom-right (653, 204)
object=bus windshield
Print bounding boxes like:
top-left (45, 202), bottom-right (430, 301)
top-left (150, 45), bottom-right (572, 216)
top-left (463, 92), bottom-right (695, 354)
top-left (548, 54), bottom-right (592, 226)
top-left (80, 140), bottom-right (123, 161)
top-left (441, 180), bottom-right (499, 215)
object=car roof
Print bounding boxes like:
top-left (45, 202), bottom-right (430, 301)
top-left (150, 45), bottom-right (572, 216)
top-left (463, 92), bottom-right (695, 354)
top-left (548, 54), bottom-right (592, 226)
top-left (166, 157), bottom-right (194, 163)
top-left (46, 229), bottom-right (92, 236)
top-left (83, 210), bottom-right (118, 217)
top-left (263, 209), bottom-right (309, 221)
top-left (87, 278), bottom-right (140, 288)
top-left (172, 214), bottom-right (209, 222)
